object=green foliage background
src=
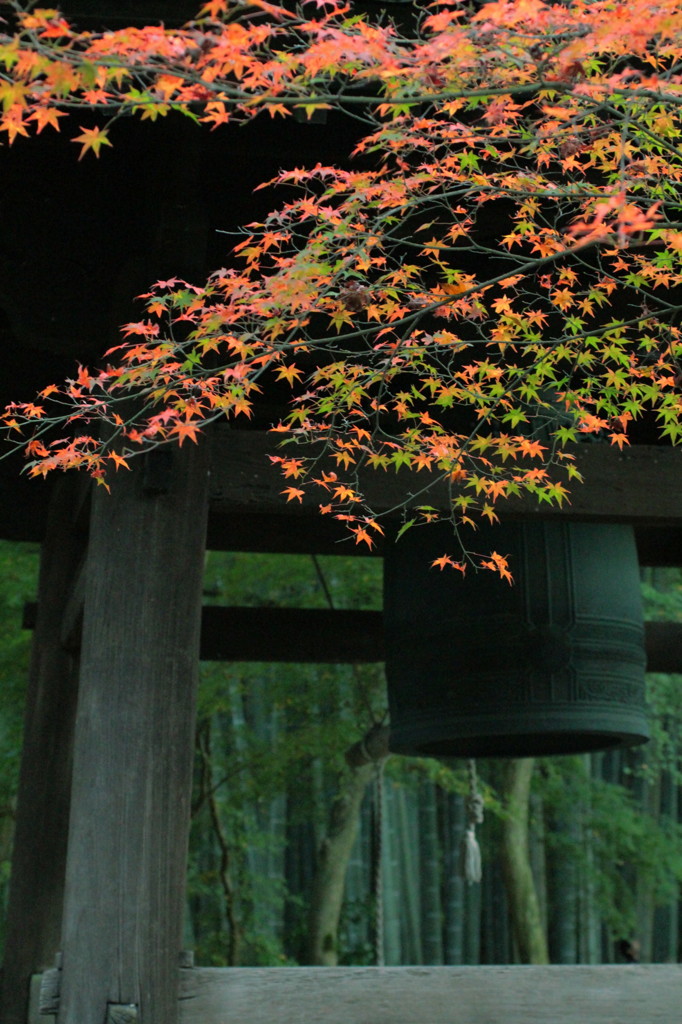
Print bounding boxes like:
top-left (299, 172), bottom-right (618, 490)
top-left (0, 539), bottom-right (39, 948)
top-left (1, 543), bottom-right (681, 963)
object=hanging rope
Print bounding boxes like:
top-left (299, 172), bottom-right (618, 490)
top-left (461, 758), bottom-right (484, 884)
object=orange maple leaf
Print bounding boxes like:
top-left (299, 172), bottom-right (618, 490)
top-left (352, 526), bottom-right (374, 548)
top-left (199, 0), bottom-right (228, 15)
top-left (275, 364), bottom-right (304, 385)
top-left (432, 555), bottom-right (466, 573)
top-left (332, 485), bottom-right (359, 502)
top-left (278, 458), bottom-right (304, 478)
top-left (282, 486), bottom-right (305, 503)
top-left (484, 479), bottom-right (509, 500)
top-left (108, 452), bottom-right (130, 471)
top-left (72, 125), bottom-right (112, 160)
top-left (609, 432), bottom-right (630, 450)
top-left (76, 365), bottom-right (92, 389)
top-left (432, 554), bottom-right (456, 570)
top-left (169, 419), bottom-right (201, 446)
top-left (517, 438), bottom-right (546, 458)
top-left (26, 439), bottom-right (50, 458)
top-left (481, 551), bottom-right (513, 585)
top-left (29, 107), bottom-right (67, 134)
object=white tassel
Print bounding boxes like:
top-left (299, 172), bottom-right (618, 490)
top-left (461, 825), bottom-right (482, 884)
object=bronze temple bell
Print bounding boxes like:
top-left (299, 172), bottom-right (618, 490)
top-left (383, 522), bottom-right (649, 758)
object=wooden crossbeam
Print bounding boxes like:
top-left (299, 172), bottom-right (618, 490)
top-left (200, 607), bottom-right (682, 672)
top-left (206, 434), bottom-right (682, 555)
top-left (643, 621), bottom-right (682, 673)
top-left (22, 602), bottom-right (682, 670)
top-left (175, 965), bottom-right (681, 1024)
top-left (208, 432), bottom-right (682, 526)
top-left (200, 607), bottom-right (384, 663)
top-left (4, 437), bottom-right (682, 553)
top-left (206, 513), bottom-right (682, 562)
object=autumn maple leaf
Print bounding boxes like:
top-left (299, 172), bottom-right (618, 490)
top-left (282, 486), bottom-right (305, 502)
top-left (480, 552), bottom-right (513, 584)
top-left (2, 0), bottom-right (681, 558)
top-left (169, 419), bottom-right (201, 446)
top-left (29, 107), bottom-right (67, 134)
top-left (432, 555), bottom-right (466, 573)
top-left (199, 0), bottom-right (228, 15)
top-left (108, 452), bottom-right (130, 471)
top-left (275, 364), bottom-right (304, 385)
top-left (72, 125), bottom-right (112, 160)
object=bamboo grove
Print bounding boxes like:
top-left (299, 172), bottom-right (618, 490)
top-left (2, 543), bottom-right (681, 965)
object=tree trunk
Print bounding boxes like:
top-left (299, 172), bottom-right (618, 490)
top-left (305, 762), bottom-right (374, 965)
top-left (0, 476), bottom-right (84, 1024)
top-left (545, 781), bottom-right (579, 964)
top-left (578, 755), bottom-right (601, 964)
top-left (481, 861), bottom-right (511, 964)
top-left (419, 782), bottom-right (443, 964)
top-left (337, 780), bottom-right (370, 962)
top-left (382, 780), bottom-right (403, 965)
top-left (57, 441), bottom-right (209, 1024)
top-left (652, 765), bottom-right (679, 961)
top-left (441, 791), bottom-right (464, 964)
top-left (500, 758), bottom-right (549, 964)
top-left (397, 785), bottom-right (422, 964)
top-left (462, 870), bottom-right (482, 964)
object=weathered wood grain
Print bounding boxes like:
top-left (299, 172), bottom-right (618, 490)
top-left (208, 432), bottom-right (682, 526)
top-left (0, 478), bottom-right (83, 1024)
top-left (4, 439), bottom-right (682, 551)
top-left (56, 441), bottom-right (210, 1024)
top-left (177, 965), bottom-right (682, 1024)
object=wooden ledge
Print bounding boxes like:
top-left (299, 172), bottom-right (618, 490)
top-left (177, 965), bottom-right (682, 1024)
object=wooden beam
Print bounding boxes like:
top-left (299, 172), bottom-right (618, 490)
top-left (0, 478), bottom-right (83, 1024)
top-left (3, 438), bottom-right (682, 552)
top-left (635, 527), bottom-right (682, 567)
top-left (207, 514), bottom-right (682, 564)
top-left (59, 557), bottom-right (86, 651)
top-left (57, 442), bottom-right (210, 1024)
top-left (21, 604), bottom-right (682, 670)
top-left (208, 432), bottom-right (682, 526)
top-left (205, 511), bottom-right (371, 557)
top-left (176, 965), bottom-right (681, 1024)
top-left (200, 607), bottom-right (682, 672)
top-left (200, 607), bottom-right (384, 663)
top-left (643, 622), bottom-right (682, 674)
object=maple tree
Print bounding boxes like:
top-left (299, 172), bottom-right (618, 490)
top-left (1, 0), bottom-right (682, 575)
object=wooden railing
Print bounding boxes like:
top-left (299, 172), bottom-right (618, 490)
top-left (31, 964), bottom-right (682, 1024)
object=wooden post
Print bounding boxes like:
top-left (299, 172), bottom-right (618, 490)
top-left (0, 476), bottom-right (84, 1024)
top-left (56, 442), bottom-right (209, 1024)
